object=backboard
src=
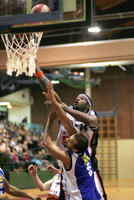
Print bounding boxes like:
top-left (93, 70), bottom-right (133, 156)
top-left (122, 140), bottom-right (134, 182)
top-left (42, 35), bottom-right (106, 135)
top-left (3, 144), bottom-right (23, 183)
top-left (0, 0), bottom-right (92, 34)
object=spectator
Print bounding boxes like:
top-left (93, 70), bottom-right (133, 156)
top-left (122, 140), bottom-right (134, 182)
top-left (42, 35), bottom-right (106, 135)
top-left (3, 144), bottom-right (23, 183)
top-left (23, 149), bottom-right (31, 163)
top-left (12, 148), bottom-right (19, 170)
top-left (0, 120), bottom-right (4, 130)
top-left (0, 119), bottom-right (56, 172)
top-left (0, 138), bottom-right (6, 152)
top-left (22, 116), bottom-right (28, 124)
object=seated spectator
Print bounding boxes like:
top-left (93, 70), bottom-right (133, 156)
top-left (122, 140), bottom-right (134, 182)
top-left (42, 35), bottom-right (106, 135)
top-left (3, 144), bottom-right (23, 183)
top-left (17, 146), bottom-right (24, 161)
top-left (17, 135), bottom-right (23, 144)
top-left (15, 142), bottom-right (23, 152)
top-left (22, 116), bottom-right (28, 124)
top-left (10, 137), bottom-right (18, 149)
top-left (6, 146), bottom-right (13, 161)
top-left (26, 131), bottom-right (33, 149)
top-left (11, 148), bottom-right (19, 170)
top-left (23, 149), bottom-right (32, 163)
top-left (0, 119), bottom-right (55, 172)
top-left (0, 138), bottom-right (6, 152)
top-left (0, 120), bottom-right (4, 129)
top-left (22, 140), bottom-right (28, 152)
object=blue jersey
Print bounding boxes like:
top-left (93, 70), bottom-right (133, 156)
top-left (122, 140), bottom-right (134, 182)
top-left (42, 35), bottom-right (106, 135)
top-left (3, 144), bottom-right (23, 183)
top-left (62, 148), bottom-right (102, 200)
top-left (0, 168), bottom-right (4, 194)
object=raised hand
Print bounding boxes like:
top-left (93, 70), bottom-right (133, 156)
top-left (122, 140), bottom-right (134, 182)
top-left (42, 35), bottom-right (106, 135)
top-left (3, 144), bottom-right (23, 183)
top-left (46, 165), bottom-right (61, 174)
top-left (28, 164), bottom-right (38, 177)
top-left (43, 81), bottom-right (55, 101)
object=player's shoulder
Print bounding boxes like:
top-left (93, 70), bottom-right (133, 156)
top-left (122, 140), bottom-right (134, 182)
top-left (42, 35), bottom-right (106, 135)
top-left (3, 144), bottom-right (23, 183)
top-left (88, 110), bottom-right (99, 126)
top-left (88, 110), bottom-right (96, 116)
top-left (0, 168), bottom-right (4, 175)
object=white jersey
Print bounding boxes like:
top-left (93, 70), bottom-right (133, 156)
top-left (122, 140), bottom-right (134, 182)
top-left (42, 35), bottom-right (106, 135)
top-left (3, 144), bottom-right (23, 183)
top-left (47, 174), bottom-right (61, 200)
top-left (57, 109), bottom-right (104, 199)
top-left (57, 111), bottom-right (94, 152)
top-left (57, 112), bottom-right (76, 151)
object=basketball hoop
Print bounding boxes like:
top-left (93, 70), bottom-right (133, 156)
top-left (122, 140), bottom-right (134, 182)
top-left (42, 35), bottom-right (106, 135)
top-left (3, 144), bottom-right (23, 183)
top-left (1, 32), bottom-right (43, 76)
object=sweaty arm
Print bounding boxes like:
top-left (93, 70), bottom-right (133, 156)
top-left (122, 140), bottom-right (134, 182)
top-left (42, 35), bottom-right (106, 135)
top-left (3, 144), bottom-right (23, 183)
top-left (62, 105), bottom-right (98, 127)
top-left (44, 81), bottom-right (77, 136)
top-left (28, 164), bottom-right (54, 191)
top-left (35, 65), bottom-right (61, 103)
top-left (4, 178), bottom-right (41, 200)
top-left (44, 111), bottom-right (71, 169)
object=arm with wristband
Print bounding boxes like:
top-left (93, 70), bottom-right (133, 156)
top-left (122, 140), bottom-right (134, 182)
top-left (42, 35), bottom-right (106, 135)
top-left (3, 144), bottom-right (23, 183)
top-left (35, 65), bottom-right (98, 127)
top-left (35, 65), bottom-right (61, 103)
top-left (35, 65), bottom-right (49, 91)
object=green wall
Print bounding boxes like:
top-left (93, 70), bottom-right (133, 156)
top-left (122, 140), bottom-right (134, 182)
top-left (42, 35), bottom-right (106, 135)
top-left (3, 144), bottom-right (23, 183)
top-left (9, 170), bottom-right (54, 189)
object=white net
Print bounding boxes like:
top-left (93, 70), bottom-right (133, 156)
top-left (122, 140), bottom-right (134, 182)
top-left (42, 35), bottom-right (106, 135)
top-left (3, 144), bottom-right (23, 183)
top-left (1, 32), bottom-right (43, 76)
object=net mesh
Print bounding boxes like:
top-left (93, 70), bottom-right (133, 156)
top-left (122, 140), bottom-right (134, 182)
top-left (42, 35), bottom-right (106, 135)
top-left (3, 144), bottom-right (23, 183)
top-left (1, 32), bottom-right (43, 76)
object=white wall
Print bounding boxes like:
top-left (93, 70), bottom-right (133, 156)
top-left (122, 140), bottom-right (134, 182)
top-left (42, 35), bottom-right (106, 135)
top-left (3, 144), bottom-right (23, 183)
top-left (118, 139), bottom-right (134, 179)
top-left (97, 139), bottom-right (134, 179)
top-left (8, 105), bottom-right (31, 124)
top-left (0, 88), bottom-right (33, 123)
top-left (1, 88), bottom-right (32, 105)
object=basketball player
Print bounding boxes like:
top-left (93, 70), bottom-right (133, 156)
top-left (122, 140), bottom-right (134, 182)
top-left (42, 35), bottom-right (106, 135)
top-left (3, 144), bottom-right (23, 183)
top-left (35, 65), bottom-right (107, 199)
top-left (28, 163), bottom-right (61, 200)
top-left (43, 81), bottom-right (102, 200)
top-left (0, 167), bottom-right (41, 200)
top-left (43, 89), bottom-right (107, 199)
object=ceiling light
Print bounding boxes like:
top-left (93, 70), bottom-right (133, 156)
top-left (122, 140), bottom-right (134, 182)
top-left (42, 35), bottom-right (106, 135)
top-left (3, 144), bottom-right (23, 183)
top-left (7, 104), bottom-right (12, 109)
top-left (118, 65), bottom-right (126, 71)
top-left (0, 102), bottom-right (10, 106)
top-left (78, 61), bottom-right (128, 67)
top-left (88, 26), bottom-right (101, 33)
top-left (51, 80), bottom-right (59, 84)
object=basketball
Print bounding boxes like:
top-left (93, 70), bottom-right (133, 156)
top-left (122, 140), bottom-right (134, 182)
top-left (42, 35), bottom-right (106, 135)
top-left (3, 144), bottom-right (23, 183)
top-left (32, 4), bottom-right (50, 13)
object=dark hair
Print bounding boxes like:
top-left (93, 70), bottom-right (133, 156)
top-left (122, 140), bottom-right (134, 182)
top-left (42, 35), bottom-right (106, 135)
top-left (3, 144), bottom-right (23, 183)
top-left (73, 134), bottom-right (88, 153)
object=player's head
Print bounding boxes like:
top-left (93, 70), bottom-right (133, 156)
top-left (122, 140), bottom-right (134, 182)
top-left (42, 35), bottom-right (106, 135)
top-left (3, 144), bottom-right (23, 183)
top-left (65, 134), bottom-right (88, 154)
top-left (73, 94), bottom-right (93, 113)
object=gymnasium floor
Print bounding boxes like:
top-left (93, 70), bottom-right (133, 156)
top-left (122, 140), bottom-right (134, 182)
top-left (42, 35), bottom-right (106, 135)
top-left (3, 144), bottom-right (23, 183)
top-left (9, 178), bottom-right (134, 200)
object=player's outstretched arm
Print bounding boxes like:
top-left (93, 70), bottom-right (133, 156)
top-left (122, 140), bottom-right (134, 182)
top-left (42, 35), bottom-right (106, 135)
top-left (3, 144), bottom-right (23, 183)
top-left (44, 81), bottom-right (77, 136)
top-left (35, 63), bottom-right (97, 127)
top-left (44, 109), bottom-right (71, 169)
top-left (35, 64), bottom-right (61, 103)
top-left (62, 105), bottom-right (98, 127)
top-left (28, 164), bottom-right (53, 191)
top-left (4, 178), bottom-right (41, 200)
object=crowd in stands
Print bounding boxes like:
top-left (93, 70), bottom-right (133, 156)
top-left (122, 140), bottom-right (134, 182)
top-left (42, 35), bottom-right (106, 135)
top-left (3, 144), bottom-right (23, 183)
top-left (0, 119), bottom-right (58, 172)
